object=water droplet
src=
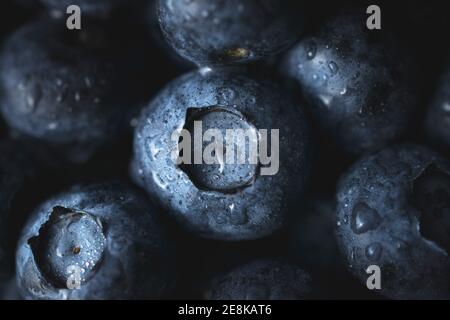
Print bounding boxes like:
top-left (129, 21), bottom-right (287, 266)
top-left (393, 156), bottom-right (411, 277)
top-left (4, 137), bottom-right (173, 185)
top-left (25, 84), bottom-right (42, 113)
top-left (147, 138), bottom-right (163, 160)
top-left (84, 77), bottom-right (92, 88)
top-left (351, 203), bottom-right (381, 234)
top-left (48, 122), bottom-right (58, 130)
top-left (319, 94), bottom-right (332, 107)
top-left (74, 92), bottom-right (81, 101)
top-left (328, 61), bottom-right (339, 75)
top-left (306, 42), bottom-right (317, 60)
top-left (219, 88), bottom-right (236, 101)
top-left (230, 208), bottom-right (249, 225)
top-left (340, 87), bottom-right (347, 95)
top-left (443, 103), bottom-right (450, 112)
top-left (199, 67), bottom-right (212, 76)
top-left (152, 172), bottom-right (168, 190)
top-left (365, 243), bottom-right (382, 261)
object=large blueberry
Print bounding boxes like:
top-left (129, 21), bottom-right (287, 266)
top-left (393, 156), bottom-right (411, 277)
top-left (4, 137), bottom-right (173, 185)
top-left (157, 0), bottom-right (304, 66)
top-left (131, 67), bottom-right (311, 240)
top-left (0, 18), bottom-right (143, 163)
top-left (336, 144), bottom-right (450, 299)
top-left (281, 10), bottom-right (418, 155)
top-left (206, 259), bottom-right (312, 300)
top-left (16, 182), bottom-right (175, 299)
top-left (426, 64), bottom-right (450, 151)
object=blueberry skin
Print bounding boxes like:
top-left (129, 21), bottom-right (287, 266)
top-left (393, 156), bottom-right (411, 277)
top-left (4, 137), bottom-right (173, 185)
top-left (0, 18), bottom-right (137, 163)
top-left (131, 68), bottom-right (311, 241)
top-left (157, 0), bottom-right (304, 66)
top-left (0, 141), bottom-right (36, 282)
top-left (206, 259), bottom-right (312, 300)
top-left (281, 11), bottom-right (418, 156)
top-left (336, 144), bottom-right (450, 299)
top-left (39, 0), bottom-right (126, 16)
top-left (16, 182), bottom-right (175, 300)
top-left (426, 64), bottom-right (450, 151)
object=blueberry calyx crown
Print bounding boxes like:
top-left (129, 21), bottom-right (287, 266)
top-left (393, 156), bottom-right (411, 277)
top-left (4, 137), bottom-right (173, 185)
top-left (179, 106), bottom-right (260, 194)
top-left (28, 206), bottom-right (106, 289)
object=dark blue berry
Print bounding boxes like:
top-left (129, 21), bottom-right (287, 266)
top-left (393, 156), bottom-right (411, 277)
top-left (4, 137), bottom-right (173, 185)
top-left (157, 0), bottom-right (304, 66)
top-left (16, 182), bottom-right (175, 299)
top-left (336, 144), bottom-right (450, 299)
top-left (0, 18), bottom-right (143, 163)
top-left (281, 10), bottom-right (419, 155)
top-left (131, 67), bottom-right (311, 240)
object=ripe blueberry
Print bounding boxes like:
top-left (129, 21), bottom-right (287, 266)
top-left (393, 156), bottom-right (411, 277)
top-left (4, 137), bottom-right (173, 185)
top-left (131, 67), bottom-right (311, 240)
top-left (206, 259), bottom-right (312, 300)
top-left (0, 18), bottom-right (144, 163)
top-left (16, 182), bottom-right (175, 299)
top-left (281, 10), bottom-right (419, 155)
top-left (336, 144), bottom-right (450, 299)
top-left (157, 0), bottom-right (304, 66)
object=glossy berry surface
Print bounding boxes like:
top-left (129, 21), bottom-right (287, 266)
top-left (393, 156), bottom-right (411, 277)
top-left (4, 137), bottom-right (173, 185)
top-left (336, 144), bottom-right (450, 299)
top-left (16, 182), bottom-right (175, 300)
top-left (157, 0), bottom-right (304, 66)
top-left (206, 259), bottom-right (312, 300)
top-left (281, 10), bottom-right (418, 155)
top-left (0, 18), bottom-right (141, 163)
top-left (131, 67), bottom-right (311, 240)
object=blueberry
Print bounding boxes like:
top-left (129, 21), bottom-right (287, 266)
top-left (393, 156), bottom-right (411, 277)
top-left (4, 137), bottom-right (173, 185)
top-left (336, 144), bottom-right (450, 299)
top-left (16, 182), bottom-right (175, 299)
top-left (131, 67), bottom-right (311, 240)
top-left (425, 64), bottom-right (450, 152)
top-left (39, 0), bottom-right (127, 16)
top-left (157, 0), bottom-right (304, 66)
top-left (281, 10), bottom-right (418, 155)
top-left (0, 18), bottom-right (142, 163)
top-left (206, 259), bottom-right (312, 300)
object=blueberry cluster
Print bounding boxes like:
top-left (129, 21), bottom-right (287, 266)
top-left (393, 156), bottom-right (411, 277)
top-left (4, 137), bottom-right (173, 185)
top-left (0, 0), bottom-right (449, 300)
